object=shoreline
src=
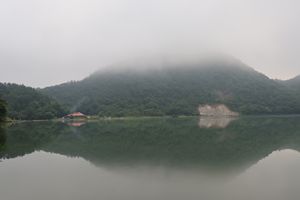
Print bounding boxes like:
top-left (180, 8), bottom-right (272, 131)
top-left (5, 113), bottom-right (300, 123)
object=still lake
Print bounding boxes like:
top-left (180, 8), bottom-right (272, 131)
top-left (1, 116), bottom-right (300, 200)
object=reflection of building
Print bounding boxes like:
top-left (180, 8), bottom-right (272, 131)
top-left (63, 112), bottom-right (87, 120)
top-left (67, 122), bottom-right (86, 127)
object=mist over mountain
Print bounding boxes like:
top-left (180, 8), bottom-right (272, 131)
top-left (42, 56), bottom-right (300, 117)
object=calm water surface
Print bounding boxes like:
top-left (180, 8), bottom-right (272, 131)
top-left (1, 116), bottom-right (300, 200)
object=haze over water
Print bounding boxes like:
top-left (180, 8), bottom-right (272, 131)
top-left (1, 116), bottom-right (300, 200)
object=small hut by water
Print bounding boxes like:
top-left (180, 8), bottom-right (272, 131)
top-left (63, 112), bottom-right (88, 120)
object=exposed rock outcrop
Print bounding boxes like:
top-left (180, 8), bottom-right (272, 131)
top-left (199, 104), bottom-right (239, 116)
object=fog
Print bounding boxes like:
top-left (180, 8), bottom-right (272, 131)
top-left (0, 0), bottom-right (300, 87)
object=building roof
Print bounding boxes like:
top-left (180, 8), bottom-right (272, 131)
top-left (65, 112), bottom-right (86, 117)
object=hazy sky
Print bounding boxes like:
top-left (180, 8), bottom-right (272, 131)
top-left (0, 0), bottom-right (300, 87)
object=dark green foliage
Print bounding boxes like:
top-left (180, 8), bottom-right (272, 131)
top-left (43, 58), bottom-right (300, 116)
top-left (0, 98), bottom-right (7, 122)
top-left (0, 83), bottom-right (66, 120)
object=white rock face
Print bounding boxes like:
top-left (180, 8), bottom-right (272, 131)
top-left (199, 104), bottom-right (239, 116)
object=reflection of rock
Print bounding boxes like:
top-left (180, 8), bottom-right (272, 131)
top-left (198, 117), bottom-right (237, 128)
top-left (199, 104), bottom-right (239, 116)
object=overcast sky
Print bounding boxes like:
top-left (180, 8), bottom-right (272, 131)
top-left (0, 0), bottom-right (300, 87)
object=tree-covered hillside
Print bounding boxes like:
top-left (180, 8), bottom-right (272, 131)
top-left (282, 75), bottom-right (300, 91)
top-left (279, 75), bottom-right (300, 102)
top-left (43, 57), bottom-right (300, 116)
top-left (0, 83), bottom-right (66, 120)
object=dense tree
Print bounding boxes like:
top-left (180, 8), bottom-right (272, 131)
top-left (0, 83), bottom-right (67, 120)
top-left (43, 57), bottom-right (300, 116)
top-left (0, 98), bottom-right (7, 122)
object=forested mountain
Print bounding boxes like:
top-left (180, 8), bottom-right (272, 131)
top-left (0, 83), bottom-right (66, 120)
top-left (283, 75), bottom-right (300, 89)
top-left (43, 57), bottom-right (300, 116)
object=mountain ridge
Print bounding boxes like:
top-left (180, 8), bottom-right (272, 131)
top-left (42, 56), bottom-right (300, 116)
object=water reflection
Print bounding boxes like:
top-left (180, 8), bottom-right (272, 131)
top-left (198, 116), bottom-right (237, 128)
top-left (228, 149), bottom-right (300, 200)
top-left (66, 121), bottom-right (86, 127)
top-left (1, 117), bottom-right (300, 200)
top-left (0, 124), bottom-right (6, 151)
top-left (1, 116), bottom-right (300, 171)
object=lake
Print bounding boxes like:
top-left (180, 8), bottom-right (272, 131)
top-left (1, 116), bottom-right (300, 200)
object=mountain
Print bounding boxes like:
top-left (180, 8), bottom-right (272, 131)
top-left (280, 75), bottom-right (300, 101)
top-left (0, 83), bottom-right (66, 120)
top-left (43, 56), bottom-right (300, 116)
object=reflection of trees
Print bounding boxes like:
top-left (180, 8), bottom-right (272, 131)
top-left (1, 117), bottom-right (300, 171)
top-left (0, 124), bottom-right (6, 151)
top-left (0, 122), bottom-right (66, 159)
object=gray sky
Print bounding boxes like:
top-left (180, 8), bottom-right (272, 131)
top-left (0, 0), bottom-right (300, 87)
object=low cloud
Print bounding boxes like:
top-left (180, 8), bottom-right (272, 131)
top-left (0, 0), bottom-right (300, 87)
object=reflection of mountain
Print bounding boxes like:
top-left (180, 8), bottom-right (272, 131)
top-left (1, 117), bottom-right (300, 172)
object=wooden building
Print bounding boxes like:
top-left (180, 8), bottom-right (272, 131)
top-left (63, 112), bottom-right (88, 120)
